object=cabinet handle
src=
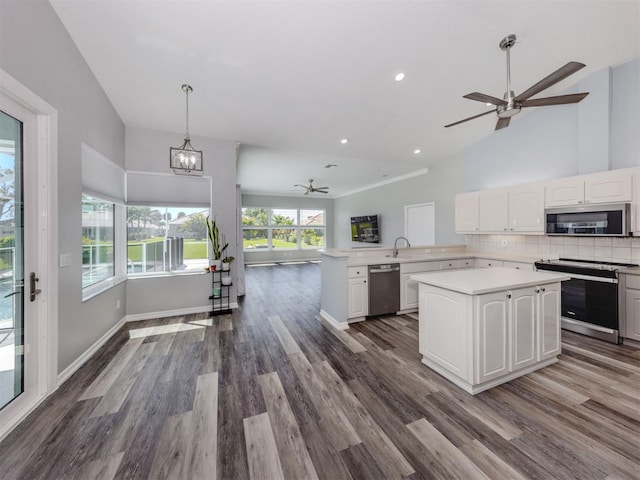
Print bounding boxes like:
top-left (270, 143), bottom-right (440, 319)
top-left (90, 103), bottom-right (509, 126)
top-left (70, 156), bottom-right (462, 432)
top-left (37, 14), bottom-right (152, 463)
top-left (507, 293), bottom-right (511, 299)
top-left (475, 227), bottom-right (478, 231)
top-left (541, 287), bottom-right (546, 292)
top-left (536, 288), bottom-right (540, 293)
top-left (504, 228), bottom-right (507, 231)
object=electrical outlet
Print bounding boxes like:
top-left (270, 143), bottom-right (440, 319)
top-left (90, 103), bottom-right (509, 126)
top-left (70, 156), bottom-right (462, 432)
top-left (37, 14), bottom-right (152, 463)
top-left (116, 299), bottom-right (121, 310)
top-left (501, 239), bottom-right (508, 247)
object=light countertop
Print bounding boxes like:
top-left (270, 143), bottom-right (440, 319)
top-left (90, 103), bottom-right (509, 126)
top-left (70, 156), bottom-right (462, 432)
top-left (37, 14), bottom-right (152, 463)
top-left (411, 267), bottom-right (570, 295)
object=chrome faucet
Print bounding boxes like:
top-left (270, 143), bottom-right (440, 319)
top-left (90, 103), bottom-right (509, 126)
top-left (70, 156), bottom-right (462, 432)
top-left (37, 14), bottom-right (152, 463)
top-left (392, 236), bottom-right (411, 258)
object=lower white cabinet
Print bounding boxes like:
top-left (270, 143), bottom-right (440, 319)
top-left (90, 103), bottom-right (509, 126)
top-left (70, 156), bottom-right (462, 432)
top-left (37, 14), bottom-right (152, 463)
top-left (623, 274), bottom-right (640, 342)
top-left (400, 261), bottom-right (442, 311)
top-left (537, 283), bottom-right (562, 360)
top-left (347, 267), bottom-right (368, 319)
top-left (475, 258), bottom-right (503, 268)
top-left (419, 281), bottom-right (561, 394)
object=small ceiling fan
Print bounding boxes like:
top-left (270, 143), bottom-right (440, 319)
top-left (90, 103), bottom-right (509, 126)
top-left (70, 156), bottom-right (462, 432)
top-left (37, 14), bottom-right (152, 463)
top-left (445, 34), bottom-right (589, 131)
top-left (293, 179), bottom-right (330, 195)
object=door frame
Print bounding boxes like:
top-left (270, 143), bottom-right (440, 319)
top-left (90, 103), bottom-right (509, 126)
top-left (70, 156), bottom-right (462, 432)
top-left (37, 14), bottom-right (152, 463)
top-left (0, 68), bottom-right (58, 440)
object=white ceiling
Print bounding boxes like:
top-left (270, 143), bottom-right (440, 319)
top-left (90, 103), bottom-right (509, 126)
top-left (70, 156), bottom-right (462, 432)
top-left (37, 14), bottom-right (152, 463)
top-left (50, 0), bottom-right (640, 197)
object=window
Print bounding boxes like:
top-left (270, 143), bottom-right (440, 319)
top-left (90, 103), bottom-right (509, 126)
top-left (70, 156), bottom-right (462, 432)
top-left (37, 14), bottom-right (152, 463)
top-left (242, 207), bottom-right (325, 251)
top-left (127, 206), bottom-right (210, 274)
top-left (82, 194), bottom-right (114, 288)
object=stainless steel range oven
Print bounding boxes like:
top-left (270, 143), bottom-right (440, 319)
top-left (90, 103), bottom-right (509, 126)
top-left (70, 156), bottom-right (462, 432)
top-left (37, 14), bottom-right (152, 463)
top-left (535, 258), bottom-right (638, 344)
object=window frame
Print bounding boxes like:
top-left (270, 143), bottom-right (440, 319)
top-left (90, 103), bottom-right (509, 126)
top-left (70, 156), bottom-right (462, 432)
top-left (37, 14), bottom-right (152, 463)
top-left (81, 193), bottom-right (125, 301)
top-left (125, 205), bottom-right (211, 278)
top-left (242, 207), bottom-right (326, 252)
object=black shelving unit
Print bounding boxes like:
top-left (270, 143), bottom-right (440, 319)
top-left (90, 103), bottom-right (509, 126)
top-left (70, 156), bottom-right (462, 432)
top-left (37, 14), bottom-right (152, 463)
top-left (210, 269), bottom-right (232, 316)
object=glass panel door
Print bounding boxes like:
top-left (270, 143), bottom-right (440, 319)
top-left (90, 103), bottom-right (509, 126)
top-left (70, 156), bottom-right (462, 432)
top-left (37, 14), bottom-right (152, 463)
top-left (0, 109), bottom-right (24, 411)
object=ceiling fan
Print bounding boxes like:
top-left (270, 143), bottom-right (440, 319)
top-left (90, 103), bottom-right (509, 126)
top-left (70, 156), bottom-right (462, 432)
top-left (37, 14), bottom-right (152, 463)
top-left (445, 34), bottom-right (589, 131)
top-left (293, 179), bottom-right (330, 195)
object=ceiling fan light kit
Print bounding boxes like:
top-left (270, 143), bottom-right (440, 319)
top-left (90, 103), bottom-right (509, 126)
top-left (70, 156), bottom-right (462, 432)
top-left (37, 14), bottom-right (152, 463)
top-left (294, 179), bottom-right (330, 195)
top-left (445, 34), bottom-right (589, 131)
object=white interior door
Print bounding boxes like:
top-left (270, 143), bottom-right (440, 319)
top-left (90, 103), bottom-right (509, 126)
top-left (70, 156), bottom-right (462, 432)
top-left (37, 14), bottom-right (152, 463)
top-left (405, 202), bottom-right (435, 246)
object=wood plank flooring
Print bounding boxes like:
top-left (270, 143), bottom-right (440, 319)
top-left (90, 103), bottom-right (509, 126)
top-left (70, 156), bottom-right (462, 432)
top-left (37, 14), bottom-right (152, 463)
top-left (1, 262), bottom-right (639, 479)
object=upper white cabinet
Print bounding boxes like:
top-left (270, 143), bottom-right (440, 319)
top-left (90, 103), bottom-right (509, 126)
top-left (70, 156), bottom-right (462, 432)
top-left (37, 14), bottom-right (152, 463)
top-left (545, 178), bottom-right (585, 207)
top-left (479, 190), bottom-right (509, 232)
top-left (508, 185), bottom-right (544, 233)
top-left (455, 186), bottom-right (543, 234)
top-left (585, 171), bottom-right (632, 204)
top-left (546, 170), bottom-right (632, 207)
top-left (455, 192), bottom-right (480, 233)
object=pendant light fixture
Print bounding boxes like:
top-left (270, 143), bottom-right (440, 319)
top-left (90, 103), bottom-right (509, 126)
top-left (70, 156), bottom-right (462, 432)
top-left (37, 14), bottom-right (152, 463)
top-left (170, 84), bottom-right (203, 175)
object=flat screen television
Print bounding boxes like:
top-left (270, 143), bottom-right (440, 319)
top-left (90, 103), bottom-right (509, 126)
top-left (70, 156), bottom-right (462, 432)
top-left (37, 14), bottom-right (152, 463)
top-left (350, 215), bottom-right (380, 243)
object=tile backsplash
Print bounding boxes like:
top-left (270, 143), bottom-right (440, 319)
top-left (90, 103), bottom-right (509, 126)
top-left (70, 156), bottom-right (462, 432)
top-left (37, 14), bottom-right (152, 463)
top-left (465, 234), bottom-right (640, 264)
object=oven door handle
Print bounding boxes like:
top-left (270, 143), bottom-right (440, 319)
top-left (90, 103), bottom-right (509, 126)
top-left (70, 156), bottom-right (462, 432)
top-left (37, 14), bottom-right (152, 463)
top-left (562, 272), bottom-right (618, 284)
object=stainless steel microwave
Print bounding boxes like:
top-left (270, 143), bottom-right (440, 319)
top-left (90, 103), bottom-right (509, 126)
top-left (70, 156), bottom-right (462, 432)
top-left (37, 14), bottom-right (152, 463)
top-left (545, 203), bottom-right (631, 236)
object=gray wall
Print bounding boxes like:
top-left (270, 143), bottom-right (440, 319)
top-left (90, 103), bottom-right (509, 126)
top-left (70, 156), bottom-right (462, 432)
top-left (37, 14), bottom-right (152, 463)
top-left (241, 193), bottom-right (334, 262)
top-left (334, 59), bottom-right (640, 249)
top-left (0, 0), bottom-right (127, 372)
top-left (125, 127), bottom-right (238, 315)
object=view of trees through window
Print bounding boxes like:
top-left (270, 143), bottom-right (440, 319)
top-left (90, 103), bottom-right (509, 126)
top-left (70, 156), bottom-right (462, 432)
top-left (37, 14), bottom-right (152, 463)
top-left (127, 206), bottom-right (209, 273)
top-left (242, 207), bottom-right (325, 250)
top-left (82, 194), bottom-right (114, 288)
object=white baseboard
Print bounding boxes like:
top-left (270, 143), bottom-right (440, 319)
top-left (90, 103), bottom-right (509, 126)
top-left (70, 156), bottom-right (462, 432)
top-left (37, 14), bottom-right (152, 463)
top-left (318, 309), bottom-right (350, 330)
top-left (57, 315), bottom-right (127, 386)
top-left (124, 303), bottom-right (238, 323)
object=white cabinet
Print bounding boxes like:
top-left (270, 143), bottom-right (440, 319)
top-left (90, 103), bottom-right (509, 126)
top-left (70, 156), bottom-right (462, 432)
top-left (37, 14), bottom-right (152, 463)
top-left (441, 260), bottom-right (459, 270)
top-left (418, 279), bottom-right (562, 394)
top-left (476, 292), bottom-right (509, 383)
top-left (400, 261), bottom-right (441, 311)
top-left (455, 192), bottom-right (480, 233)
top-left (508, 185), bottom-right (544, 233)
top-left (458, 259), bottom-right (474, 269)
top-left (546, 170), bottom-right (632, 207)
top-left (585, 172), bottom-right (632, 204)
top-left (537, 283), bottom-right (561, 360)
top-left (475, 258), bottom-right (503, 268)
top-left (622, 274), bottom-right (640, 342)
top-left (476, 288), bottom-right (537, 384)
top-left (545, 178), bottom-right (585, 207)
top-left (347, 267), bottom-right (368, 319)
top-left (503, 261), bottom-right (533, 271)
top-left (479, 190), bottom-right (509, 232)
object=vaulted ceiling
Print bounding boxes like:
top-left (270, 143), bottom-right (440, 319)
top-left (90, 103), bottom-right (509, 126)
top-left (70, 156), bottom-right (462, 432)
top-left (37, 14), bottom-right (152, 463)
top-left (50, 0), bottom-right (640, 197)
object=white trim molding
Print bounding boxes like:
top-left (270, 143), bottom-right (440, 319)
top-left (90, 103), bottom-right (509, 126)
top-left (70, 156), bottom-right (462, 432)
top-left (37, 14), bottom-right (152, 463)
top-left (125, 303), bottom-right (239, 323)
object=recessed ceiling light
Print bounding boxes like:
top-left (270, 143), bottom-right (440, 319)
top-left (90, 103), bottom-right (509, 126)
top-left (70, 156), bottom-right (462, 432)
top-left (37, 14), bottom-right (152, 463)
top-left (340, 138), bottom-right (348, 144)
top-left (414, 149), bottom-right (421, 155)
top-left (486, 102), bottom-right (493, 106)
top-left (395, 72), bottom-right (405, 82)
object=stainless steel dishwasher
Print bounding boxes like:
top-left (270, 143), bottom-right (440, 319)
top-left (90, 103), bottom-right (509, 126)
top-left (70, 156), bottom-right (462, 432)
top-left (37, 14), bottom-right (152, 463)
top-left (368, 263), bottom-right (400, 316)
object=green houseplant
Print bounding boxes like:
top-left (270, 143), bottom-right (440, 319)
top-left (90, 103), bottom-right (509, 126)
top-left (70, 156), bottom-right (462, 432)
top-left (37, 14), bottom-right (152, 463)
top-left (206, 216), bottom-right (228, 270)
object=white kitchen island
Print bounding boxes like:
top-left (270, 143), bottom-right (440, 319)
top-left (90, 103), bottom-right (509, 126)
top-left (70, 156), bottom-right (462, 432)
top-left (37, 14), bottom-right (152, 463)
top-left (412, 267), bottom-right (569, 394)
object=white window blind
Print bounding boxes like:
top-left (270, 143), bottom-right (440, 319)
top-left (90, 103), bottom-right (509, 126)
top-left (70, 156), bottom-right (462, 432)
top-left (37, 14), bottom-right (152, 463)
top-left (81, 143), bottom-right (126, 203)
top-left (126, 171), bottom-right (211, 207)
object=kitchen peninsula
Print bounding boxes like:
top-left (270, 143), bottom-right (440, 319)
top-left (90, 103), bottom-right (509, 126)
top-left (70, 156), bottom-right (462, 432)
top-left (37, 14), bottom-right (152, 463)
top-left (412, 267), bottom-right (569, 394)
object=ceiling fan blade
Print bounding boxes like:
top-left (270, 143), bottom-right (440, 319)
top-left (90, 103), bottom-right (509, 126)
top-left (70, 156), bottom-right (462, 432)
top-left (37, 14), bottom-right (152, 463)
top-left (463, 92), bottom-right (507, 106)
top-left (444, 109), bottom-right (495, 128)
top-left (514, 61), bottom-right (586, 102)
top-left (495, 117), bottom-right (511, 130)
top-left (521, 92), bottom-right (589, 107)
top-left (314, 186), bottom-right (329, 190)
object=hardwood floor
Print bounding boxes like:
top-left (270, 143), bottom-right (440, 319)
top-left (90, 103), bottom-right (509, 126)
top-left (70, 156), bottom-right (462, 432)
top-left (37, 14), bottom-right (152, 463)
top-left (1, 262), bottom-right (639, 479)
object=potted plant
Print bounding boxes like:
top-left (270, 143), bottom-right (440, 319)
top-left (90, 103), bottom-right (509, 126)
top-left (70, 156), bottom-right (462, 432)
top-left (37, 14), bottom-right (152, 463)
top-left (206, 215), bottom-right (228, 271)
top-left (222, 255), bottom-right (235, 271)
